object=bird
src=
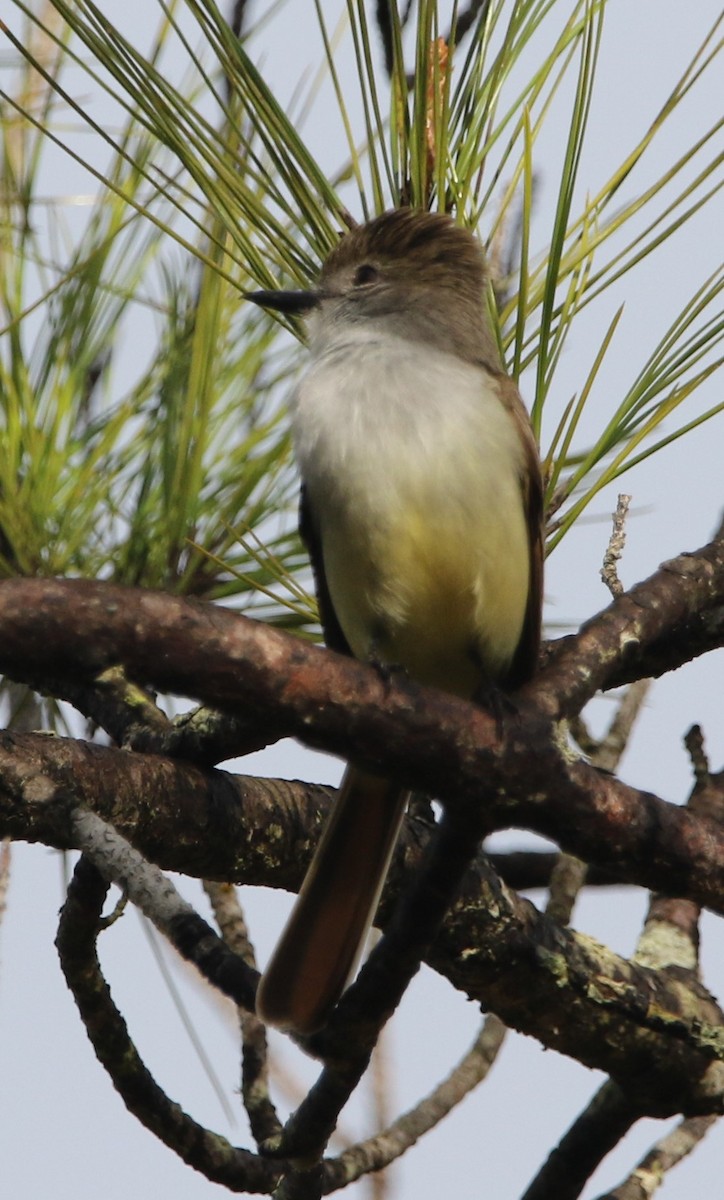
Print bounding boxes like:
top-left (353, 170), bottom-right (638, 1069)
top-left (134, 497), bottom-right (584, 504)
top-left (247, 208), bottom-right (543, 1035)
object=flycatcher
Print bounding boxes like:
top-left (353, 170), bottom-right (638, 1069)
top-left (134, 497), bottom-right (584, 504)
top-left (248, 209), bottom-right (543, 1035)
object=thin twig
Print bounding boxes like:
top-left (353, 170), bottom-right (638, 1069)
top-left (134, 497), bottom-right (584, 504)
top-left (684, 724), bottom-right (710, 790)
top-left (266, 810), bottom-right (491, 1168)
top-left (520, 1081), bottom-right (643, 1200)
top-left (204, 880), bottom-right (282, 1147)
top-left (204, 880), bottom-right (258, 967)
top-left (633, 713), bottom-right (717, 979)
top-left (568, 712), bottom-right (600, 757)
top-left (69, 807), bottom-right (257, 1012)
top-left (594, 679), bottom-right (651, 774)
top-left (601, 494), bottom-right (631, 598)
top-left (366, 936), bottom-right (393, 1200)
top-left (524, 681), bottom-right (718, 1200)
top-left (55, 856), bottom-right (275, 1191)
top-left (324, 1015), bottom-right (506, 1188)
top-left (0, 839), bottom-right (11, 937)
top-left (633, 894), bottom-right (700, 974)
top-left (546, 853), bottom-right (587, 925)
top-left (368, 1050), bottom-right (392, 1200)
top-left (487, 850), bottom-right (621, 891)
top-left (548, 679), bottom-right (650, 924)
top-left (95, 666), bottom-right (273, 764)
top-left (585, 701), bottom-right (717, 1199)
top-left (594, 1114), bottom-right (718, 1199)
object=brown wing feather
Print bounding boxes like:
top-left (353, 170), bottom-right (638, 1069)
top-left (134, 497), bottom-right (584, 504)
top-left (496, 377), bottom-right (544, 689)
top-left (299, 485), bottom-right (352, 656)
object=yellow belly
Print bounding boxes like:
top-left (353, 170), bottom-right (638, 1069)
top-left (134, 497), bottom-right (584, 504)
top-left (321, 491), bottom-right (530, 699)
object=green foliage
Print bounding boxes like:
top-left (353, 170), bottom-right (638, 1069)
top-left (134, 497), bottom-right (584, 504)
top-left (1, 4), bottom-right (313, 632)
top-left (1, 0), bottom-right (723, 600)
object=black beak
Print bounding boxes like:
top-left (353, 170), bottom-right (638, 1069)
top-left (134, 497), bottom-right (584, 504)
top-left (245, 288), bottom-right (320, 315)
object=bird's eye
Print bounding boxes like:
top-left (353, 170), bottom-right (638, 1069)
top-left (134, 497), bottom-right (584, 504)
top-left (353, 263), bottom-right (379, 287)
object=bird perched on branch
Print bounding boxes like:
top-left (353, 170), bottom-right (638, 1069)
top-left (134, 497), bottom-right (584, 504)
top-left (248, 208), bottom-right (543, 1035)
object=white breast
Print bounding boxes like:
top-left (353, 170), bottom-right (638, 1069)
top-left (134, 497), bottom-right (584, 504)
top-left (292, 326), bottom-right (531, 695)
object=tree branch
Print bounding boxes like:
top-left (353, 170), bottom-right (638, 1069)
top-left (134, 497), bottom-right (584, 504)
top-left (537, 531), bottom-right (724, 715)
top-left (594, 1114), bottom-right (719, 1200)
top-left (55, 856), bottom-right (275, 1193)
top-left (1, 573), bottom-right (724, 912)
top-left (0, 527), bottom-right (723, 759)
top-left (69, 806), bottom-right (258, 1013)
top-left (0, 728), bottom-right (328, 887)
top-left (324, 1015), bottom-right (506, 1188)
top-left (204, 880), bottom-right (282, 1148)
top-left (520, 1081), bottom-right (642, 1200)
top-left (487, 850), bottom-right (623, 891)
top-left (267, 809), bottom-right (490, 1165)
top-left (546, 679), bottom-right (651, 926)
top-left (2, 728), bottom-right (724, 1109)
top-left (4, 692), bottom-right (724, 918)
top-left (2, 544), bottom-right (724, 1145)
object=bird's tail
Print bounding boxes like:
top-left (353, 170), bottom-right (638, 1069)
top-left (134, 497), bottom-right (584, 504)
top-left (256, 766), bottom-right (408, 1035)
